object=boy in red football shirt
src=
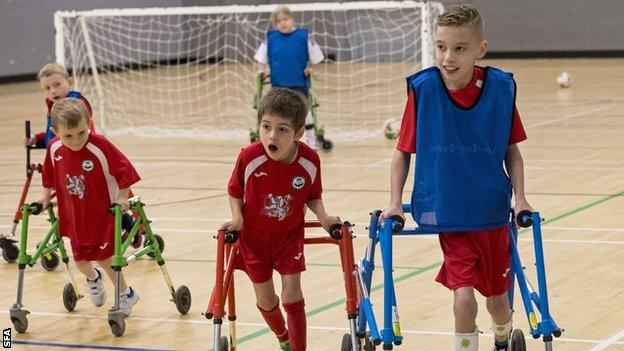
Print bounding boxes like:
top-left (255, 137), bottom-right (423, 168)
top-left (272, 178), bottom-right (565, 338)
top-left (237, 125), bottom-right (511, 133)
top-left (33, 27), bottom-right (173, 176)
top-left (223, 88), bottom-right (340, 351)
top-left (41, 98), bottom-right (140, 316)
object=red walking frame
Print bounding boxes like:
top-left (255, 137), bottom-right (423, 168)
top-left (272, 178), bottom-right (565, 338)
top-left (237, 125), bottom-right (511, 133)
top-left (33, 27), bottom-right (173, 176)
top-left (205, 221), bottom-right (360, 351)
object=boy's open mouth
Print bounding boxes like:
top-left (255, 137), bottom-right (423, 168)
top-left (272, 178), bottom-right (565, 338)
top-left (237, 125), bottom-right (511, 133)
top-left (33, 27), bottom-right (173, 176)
top-left (268, 145), bottom-right (278, 152)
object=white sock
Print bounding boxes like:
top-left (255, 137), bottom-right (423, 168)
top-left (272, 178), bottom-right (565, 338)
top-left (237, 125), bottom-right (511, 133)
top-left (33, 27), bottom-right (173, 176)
top-left (455, 327), bottom-right (479, 351)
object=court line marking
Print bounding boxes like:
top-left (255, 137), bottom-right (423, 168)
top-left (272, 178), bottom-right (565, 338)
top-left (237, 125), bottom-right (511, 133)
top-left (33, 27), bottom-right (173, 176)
top-left (526, 103), bottom-right (615, 128)
top-left (2, 310), bottom-right (621, 348)
top-left (11, 340), bottom-right (173, 351)
top-left (588, 328), bottom-right (624, 350)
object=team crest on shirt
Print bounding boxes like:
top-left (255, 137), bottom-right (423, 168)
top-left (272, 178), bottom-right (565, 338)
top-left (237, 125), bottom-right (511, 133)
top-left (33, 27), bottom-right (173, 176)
top-left (291, 176), bottom-right (305, 190)
top-left (66, 174), bottom-right (86, 199)
top-left (262, 193), bottom-right (293, 221)
top-left (82, 160), bottom-right (94, 172)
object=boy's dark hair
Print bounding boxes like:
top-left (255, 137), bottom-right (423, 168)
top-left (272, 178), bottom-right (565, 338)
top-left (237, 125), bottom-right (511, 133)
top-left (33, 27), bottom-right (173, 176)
top-left (437, 4), bottom-right (484, 40)
top-left (257, 88), bottom-right (308, 131)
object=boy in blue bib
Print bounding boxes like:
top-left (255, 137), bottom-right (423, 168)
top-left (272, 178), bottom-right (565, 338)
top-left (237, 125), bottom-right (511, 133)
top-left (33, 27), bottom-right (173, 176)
top-left (381, 5), bottom-right (533, 351)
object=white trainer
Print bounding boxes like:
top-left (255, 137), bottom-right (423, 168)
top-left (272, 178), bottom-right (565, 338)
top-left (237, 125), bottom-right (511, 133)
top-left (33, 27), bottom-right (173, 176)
top-left (119, 286), bottom-right (140, 317)
top-left (86, 268), bottom-right (106, 307)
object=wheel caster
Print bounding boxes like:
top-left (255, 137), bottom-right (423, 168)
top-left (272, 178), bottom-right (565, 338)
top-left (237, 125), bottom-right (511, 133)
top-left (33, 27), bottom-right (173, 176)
top-left (63, 283), bottom-right (79, 311)
top-left (41, 251), bottom-right (60, 271)
top-left (10, 307), bottom-right (30, 333)
top-left (173, 285), bottom-right (192, 314)
top-left (320, 139), bottom-right (334, 152)
top-left (11, 315), bottom-right (28, 333)
top-left (341, 333), bottom-right (353, 351)
top-left (145, 234), bottom-right (164, 258)
top-left (363, 333), bottom-right (375, 351)
top-left (109, 318), bottom-right (126, 337)
top-left (509, 329), bottom-right (526, 351)
top-left (2, 242), bottom-right (19, 263)
top-left (219, 335), bottom-right (229, 351)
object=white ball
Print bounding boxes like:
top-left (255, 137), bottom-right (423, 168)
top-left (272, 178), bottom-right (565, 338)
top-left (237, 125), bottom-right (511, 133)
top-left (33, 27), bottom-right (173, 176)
top-left (382, 118), bottom-right (400, 140)
top-left (556, 71), bottom-right (571, 88)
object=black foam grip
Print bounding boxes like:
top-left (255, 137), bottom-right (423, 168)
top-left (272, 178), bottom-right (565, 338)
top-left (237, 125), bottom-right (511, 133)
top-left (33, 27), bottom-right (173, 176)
top-left (389, 215), bottom-right (405, 232)
top-left (225, 230), bottom-right (240, 244)
top-left (516, 210), bottom-right (533, 228)
top-left (29, 202), bottom-right (43, 215)
top-left (329, 223), bottom-right (343, 240)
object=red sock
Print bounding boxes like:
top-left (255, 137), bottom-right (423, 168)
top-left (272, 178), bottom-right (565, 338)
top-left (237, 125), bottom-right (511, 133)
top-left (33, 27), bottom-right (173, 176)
top-left (283, 299), bottom-right (306, 351)
top-left (258, 299), bottom-right (289, 342)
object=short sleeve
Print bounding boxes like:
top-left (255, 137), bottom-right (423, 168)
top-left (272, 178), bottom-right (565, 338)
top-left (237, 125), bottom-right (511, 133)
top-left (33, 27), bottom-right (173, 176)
top-left (104, 140), bottom-right (140, 189)
top-left (508, 107), bottom-right (527, 145)
top-left (254, 40), bottom-right (269, 64)
top-left (308, 36), bottom-right (324, 64)
top-left (42, 147), bottom-right (55, 188)
top-left (227, 150), bottom-right (246, 199)
top-left (396, 89), bottom-right (417, 153)
top-left (307, 154), bottom-right (323, 201)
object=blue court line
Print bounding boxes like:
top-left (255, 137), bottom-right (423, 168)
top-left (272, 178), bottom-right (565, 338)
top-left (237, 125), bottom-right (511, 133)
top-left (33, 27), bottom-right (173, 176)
top-left (11, 340), bottom-right (174, 351)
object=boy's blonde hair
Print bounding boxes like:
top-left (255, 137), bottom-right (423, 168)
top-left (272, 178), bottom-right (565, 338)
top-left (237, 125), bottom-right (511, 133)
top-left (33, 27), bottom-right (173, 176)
top-left (271, 5), bottom-right (293, 27)
top-left (50, 98), bottom-right (89, 129)
top-left (258, 88), bottom-right (308, 131)
top-left (436, 4), bottom-right (484, 40)
top-left (38, 63), bottom-right (70, 80)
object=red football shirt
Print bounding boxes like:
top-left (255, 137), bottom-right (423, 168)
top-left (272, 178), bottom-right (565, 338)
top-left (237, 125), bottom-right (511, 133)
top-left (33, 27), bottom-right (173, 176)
top-left (396, 66), bottom-right (527, 153)
top-left (228, 141), bottom-right (322, 232)
top-left (42, 133), bottom-right (140, 246)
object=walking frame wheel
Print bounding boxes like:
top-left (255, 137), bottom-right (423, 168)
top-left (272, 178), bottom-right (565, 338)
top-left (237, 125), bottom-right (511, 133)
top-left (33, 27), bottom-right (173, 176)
top-left (509, 328), bottom-right (526, 351)
top-left (173, 285), bottom-right (192, 314)
top-left (219, 335), bottom-right (229, 351)
top-left (40, 251), bottom-right (60, 271)
top-left (1, 241), bottom-right (19, 263)
top-left (63, 282), bottom-right (79, 311)
top-left (145, 234), bottom-right (164, 258)
top-left (108, 310), bottom-right (126, 337)
top-left (341, 333), bottom-right (353, 351)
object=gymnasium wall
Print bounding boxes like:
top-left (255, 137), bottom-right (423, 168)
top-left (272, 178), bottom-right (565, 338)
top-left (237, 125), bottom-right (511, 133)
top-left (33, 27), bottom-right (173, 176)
top-left (1, 0), bottom-right (623, 78)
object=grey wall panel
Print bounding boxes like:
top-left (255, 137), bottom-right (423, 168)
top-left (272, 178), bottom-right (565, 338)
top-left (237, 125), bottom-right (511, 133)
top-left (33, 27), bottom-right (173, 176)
top-left (0, 0), bottom-right (181, 77)
top-left (2, 0), bottom-right (624, 78)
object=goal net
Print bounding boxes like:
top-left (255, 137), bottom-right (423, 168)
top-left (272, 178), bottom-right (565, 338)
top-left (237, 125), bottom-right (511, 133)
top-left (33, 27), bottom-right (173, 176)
top-left (54, 1), bottom-right (443, 140)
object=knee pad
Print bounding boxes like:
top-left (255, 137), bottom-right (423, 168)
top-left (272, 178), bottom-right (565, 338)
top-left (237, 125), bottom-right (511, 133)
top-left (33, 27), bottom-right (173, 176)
top-left (491, 319), bottom-right (512, 339)
top-left (455, 326), bottom-right (479, 351)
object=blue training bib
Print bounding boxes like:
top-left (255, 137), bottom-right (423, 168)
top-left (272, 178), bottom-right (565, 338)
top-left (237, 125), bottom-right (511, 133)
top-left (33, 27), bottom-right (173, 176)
top-left (267, 28), bottom-right (309, 89)
top-left (407, 66), bottom-right (516, 231)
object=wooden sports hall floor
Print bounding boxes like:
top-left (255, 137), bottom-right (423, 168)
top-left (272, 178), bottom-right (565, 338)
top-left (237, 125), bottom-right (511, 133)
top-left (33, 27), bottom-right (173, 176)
top-left (0, 58), bottom-right (622, 350)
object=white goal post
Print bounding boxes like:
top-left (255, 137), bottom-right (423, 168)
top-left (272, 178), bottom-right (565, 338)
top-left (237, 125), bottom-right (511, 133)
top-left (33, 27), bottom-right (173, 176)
top-left (54, 1), bottom-right (443, 140)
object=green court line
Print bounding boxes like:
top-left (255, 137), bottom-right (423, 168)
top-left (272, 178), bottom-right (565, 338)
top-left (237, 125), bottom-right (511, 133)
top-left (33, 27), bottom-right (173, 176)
top-left (141, 256), bottom-right (426, 271)
top-left (210, 190), bottom-right (623, 349)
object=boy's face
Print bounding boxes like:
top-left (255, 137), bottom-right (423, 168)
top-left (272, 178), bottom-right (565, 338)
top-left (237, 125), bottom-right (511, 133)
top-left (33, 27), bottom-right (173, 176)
top-left (259, 114), bottom-right (304, 162)
top-left (52, 117), bottom-right (90, 151)
top-left (40, 74), bottom-right (73, 102)
top-left (435, 25), bottom-right (487, 90)
top-left (274, 12), bottom-right (295, 33)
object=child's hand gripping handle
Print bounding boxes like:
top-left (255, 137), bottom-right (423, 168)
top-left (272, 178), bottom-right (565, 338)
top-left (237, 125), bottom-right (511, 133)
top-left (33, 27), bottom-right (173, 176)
top-left (224, 230), bottom-right (239, 244)
top-left (328, 221), bottom-right (351, 240)
top-left (28, 202), bottom-right (44, 215)
top-left (388, 215), bottom-right (405, 233)
top-left (516, 210), bottom-right (534, 228)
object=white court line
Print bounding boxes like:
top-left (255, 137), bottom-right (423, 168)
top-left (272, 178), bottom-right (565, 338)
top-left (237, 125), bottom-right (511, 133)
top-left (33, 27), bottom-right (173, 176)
top-left (4, 224), bottom-right (624, 245)
top-left (526, 103), bottom-right (615, 129)
top-left (588, 328), bottom-right (624, 350)
top-left (0, 310), bottom-right (620, 346)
